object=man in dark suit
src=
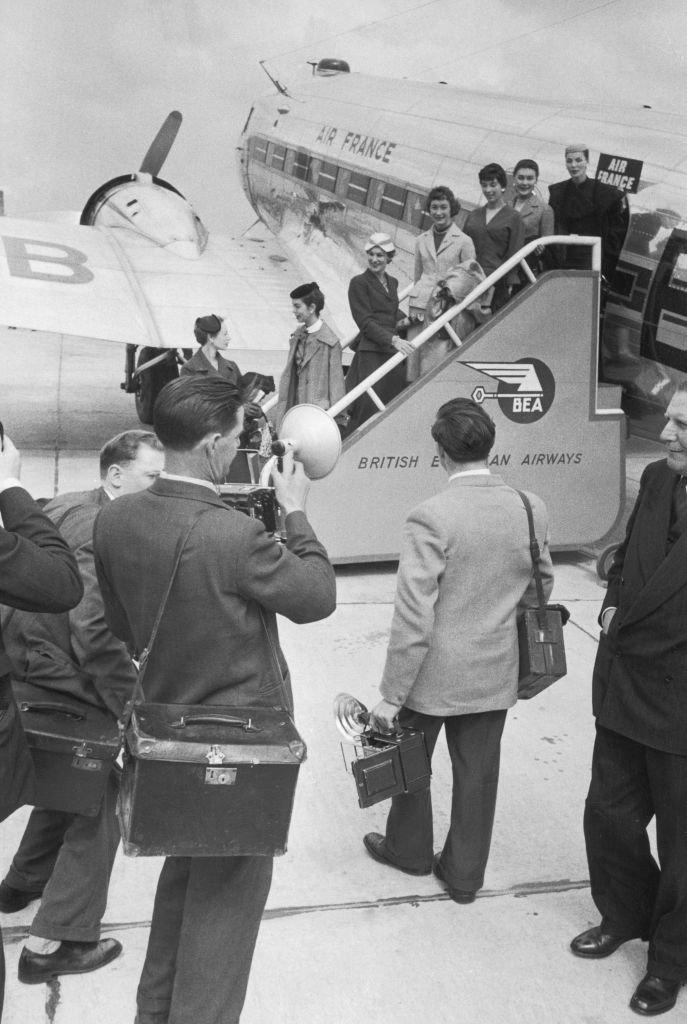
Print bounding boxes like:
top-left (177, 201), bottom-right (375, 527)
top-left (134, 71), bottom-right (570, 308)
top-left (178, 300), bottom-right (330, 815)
top-left (0, 433), bottom-right (83, 1019)
top-left (571, 382), bottom-right (687, 1016)
top-left (0, 430), bottom-right (163, 986)
top-left (93, 376), bottom-right (336, 1024)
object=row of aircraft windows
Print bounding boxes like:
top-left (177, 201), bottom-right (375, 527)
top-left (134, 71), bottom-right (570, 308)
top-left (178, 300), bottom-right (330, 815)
top-left (250, 136), bottom-right (433, 231)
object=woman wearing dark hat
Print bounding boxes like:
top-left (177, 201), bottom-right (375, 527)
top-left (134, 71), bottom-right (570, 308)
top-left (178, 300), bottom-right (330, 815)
top-left (181, 314), bottom-right (264, 419)
top-left (346, 233), bottom-right (414, 432)
top-left (406, 186), bottom-right (476, 381)
top-left (272, 282), bottom-right (345, 430)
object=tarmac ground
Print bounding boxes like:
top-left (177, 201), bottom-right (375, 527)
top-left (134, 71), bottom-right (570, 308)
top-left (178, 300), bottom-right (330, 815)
top-left (0, 330), bottom-right (674, 1023)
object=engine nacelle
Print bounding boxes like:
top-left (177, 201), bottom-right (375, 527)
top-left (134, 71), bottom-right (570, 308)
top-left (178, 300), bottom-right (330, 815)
top-left (80, 173), bottom-right (208, 259)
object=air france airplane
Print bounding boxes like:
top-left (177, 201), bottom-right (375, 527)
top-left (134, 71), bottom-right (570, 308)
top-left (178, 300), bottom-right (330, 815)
top-left (0, 60), bottom-right (684, 559)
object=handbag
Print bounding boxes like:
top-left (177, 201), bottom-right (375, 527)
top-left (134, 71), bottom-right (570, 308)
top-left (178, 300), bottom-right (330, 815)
top-left (117, 511), bottom-right (306, 856)
top-left (0, 673), bottom-right (35, 821)
top-left (515, 491), bottom-right (567, 699)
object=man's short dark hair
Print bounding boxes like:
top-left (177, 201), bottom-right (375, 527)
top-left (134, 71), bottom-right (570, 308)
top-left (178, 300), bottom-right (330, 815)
top-left (478, 163), bottom-right (507, 189)
top-left (99, 430), bottom-right (162, 478)
top-left (153, 377), bottom-right (244, 451)
top-left (431, 398), bottom-right (495, 462)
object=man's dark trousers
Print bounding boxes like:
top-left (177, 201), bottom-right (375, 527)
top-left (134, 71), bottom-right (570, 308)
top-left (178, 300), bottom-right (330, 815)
top-left (4, 770), bottom-right (120, 941)
top-left (585, 724), bottom-right (687, 981)
top-left (137, 855), bottom-right (273, 1024)
top-left (383, 707), bottom-right (507, 890)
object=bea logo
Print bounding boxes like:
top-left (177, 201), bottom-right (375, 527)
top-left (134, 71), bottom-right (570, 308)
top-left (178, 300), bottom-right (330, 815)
top-left (464, 357), bottom-right (555, 423)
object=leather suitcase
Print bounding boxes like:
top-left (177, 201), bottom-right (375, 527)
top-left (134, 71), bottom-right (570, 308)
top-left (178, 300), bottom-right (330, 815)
top-left (118, 702), bottom-right (307, 857)
top-left (14, 680), bottom-right (120, 816)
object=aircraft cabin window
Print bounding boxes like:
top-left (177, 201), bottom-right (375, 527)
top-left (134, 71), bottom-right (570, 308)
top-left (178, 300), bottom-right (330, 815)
top-left (252, 137), bottom-right (269, 164)
top-left (317, 161), bottom-right (339, 192)
top-left (671, 253), bottom-right (687, 293)
top-left (270, 144), bottom-right (287, 171)
top-left (292, 151), bottom-right (311, 181)
top-left (406, 191), bottom-right (432, 231)
top-left (380, 182), bottom-right (407, 221)
top-left (347, 172), bottom-right (371, 206)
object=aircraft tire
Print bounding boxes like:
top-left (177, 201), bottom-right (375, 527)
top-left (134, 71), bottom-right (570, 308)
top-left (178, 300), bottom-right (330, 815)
top-left (135, 347), bottom-right (178, 424)
top-left (596, 544), bottom-right (620, 582)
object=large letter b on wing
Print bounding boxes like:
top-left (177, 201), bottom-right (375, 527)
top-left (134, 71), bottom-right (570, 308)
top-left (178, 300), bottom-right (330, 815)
top-left (2, 236), bottom-right (94, 284)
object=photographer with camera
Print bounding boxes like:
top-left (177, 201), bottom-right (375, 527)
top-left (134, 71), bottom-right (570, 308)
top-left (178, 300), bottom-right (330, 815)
top-left (0, 431), bottom-right (83, 1018)
top-left (363, 399), bottom-right (552, 904)
top-left (93, 376), bottom-right (336, 1024)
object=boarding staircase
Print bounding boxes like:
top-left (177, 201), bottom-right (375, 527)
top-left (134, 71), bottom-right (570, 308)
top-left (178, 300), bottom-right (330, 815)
top-left (265, 237), bottom-right (626, 563)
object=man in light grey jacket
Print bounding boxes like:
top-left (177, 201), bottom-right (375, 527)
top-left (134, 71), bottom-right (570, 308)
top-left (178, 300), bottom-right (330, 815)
top-left (363, 397), bottom-right (553, 902)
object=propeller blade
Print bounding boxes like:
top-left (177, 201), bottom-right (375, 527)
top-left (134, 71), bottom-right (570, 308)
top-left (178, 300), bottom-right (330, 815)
top-left (139, 111), bottom-right (182, 176)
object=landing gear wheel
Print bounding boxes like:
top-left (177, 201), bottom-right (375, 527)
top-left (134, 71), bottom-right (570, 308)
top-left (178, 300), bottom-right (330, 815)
top-left (596, 544), bottom-right (620, 582)
top-left (135, 347), bottom-right (178, 424)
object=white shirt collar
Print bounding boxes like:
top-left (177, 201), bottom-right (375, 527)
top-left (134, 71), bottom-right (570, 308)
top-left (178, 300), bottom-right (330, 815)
top-left (448, 468), bottom-right (491, 481)
top-left (306, 318), bottom-right (323, 334)
top-left (159, 471), bottom-right (217, 492)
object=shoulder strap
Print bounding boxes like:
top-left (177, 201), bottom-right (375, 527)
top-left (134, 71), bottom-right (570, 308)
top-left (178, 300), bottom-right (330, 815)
top-left (515, 490), bottom-right (547, 627)
top-left (119, 509), bottom-right (208, 733)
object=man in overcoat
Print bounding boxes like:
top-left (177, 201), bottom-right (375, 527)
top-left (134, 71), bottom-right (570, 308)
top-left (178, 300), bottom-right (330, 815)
top-left (0, 433), bottom-right (82, 1017)
top-left (0, 430), bottom-right (163, 985)
top-left (93, 376), bottom-right (336, 1024)
top-left (362, 398), bottom-right (552, 902)
top-left (571, 382), bottom-right (687, 1016)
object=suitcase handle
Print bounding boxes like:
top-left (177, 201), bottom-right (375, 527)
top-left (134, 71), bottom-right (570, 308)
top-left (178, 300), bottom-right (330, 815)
top-left (18, 700), bottom-right (85, 721)
top-left (170, 714), bottom-right (262, 733)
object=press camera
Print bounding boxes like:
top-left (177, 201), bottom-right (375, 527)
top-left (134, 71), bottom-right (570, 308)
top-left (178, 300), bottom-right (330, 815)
top-left (334, 693), bottom-right (431, 808)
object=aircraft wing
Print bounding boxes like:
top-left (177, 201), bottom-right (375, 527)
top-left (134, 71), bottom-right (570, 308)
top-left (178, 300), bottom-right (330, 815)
top-left (0, 217), bottom-right (297, 376)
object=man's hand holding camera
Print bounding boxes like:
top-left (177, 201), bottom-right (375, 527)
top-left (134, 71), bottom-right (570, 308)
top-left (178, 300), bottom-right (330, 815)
top-left (369, 698), bottom-right (402, 733)
top-left (271, 451), bottom-right (310, 516)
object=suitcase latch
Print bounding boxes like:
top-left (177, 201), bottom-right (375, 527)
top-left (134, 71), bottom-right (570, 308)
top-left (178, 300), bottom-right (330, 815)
top-left (205, 746), bottom-right (236, 785)
top-left (71, 740), bottom-right (102, 772)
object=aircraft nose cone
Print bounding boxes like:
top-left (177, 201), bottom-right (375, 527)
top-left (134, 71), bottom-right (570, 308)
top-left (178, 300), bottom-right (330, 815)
top-left (165, 239), bottom-right (202, 259)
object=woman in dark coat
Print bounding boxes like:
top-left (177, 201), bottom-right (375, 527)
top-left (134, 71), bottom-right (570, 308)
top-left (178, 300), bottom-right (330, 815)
top-left (180, 314), bottom-right (261, 417)
top-left (346, 233), bottom-right (414, 432)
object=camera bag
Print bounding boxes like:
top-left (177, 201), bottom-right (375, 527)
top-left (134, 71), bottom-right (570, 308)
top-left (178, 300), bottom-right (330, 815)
top-left (515, 490), bottom-right (567, 699)
top-left (14, 679), bottom-right (120, 816)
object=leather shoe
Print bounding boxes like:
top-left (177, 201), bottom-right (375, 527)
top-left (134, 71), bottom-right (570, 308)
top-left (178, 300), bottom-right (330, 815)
top-left (362, 833), bottom-right (431, 876)
top-left (0, 881), bottom-right (44, 914)
top-left (18, 938), bottom-right (122, 983)
top-left (570, 924), bottom-right (633, 958)
top-left (630, 974), bottom-right (682, 1016)
top-left (432, 855), bottom-right (477, 904)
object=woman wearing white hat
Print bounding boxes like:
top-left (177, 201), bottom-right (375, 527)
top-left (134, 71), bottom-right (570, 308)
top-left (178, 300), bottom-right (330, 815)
top-left (345, 233), bottom-right (414, 432)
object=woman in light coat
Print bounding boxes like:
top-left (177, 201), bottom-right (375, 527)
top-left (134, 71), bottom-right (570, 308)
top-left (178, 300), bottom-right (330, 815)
top-left (407, 186), bottom-right (476, 381)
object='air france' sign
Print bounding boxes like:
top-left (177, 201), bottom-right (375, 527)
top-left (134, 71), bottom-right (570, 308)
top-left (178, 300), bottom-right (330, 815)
top-left (595, 153), bottom-right (643, 193)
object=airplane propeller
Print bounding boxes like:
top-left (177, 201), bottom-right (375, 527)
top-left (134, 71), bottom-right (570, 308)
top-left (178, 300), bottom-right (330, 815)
top-left (139, 110), bottom-right (183, 176)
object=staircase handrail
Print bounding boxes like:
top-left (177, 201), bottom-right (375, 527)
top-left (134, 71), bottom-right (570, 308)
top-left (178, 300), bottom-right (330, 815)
top-left (264, 235), bottom-right (601, 419)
